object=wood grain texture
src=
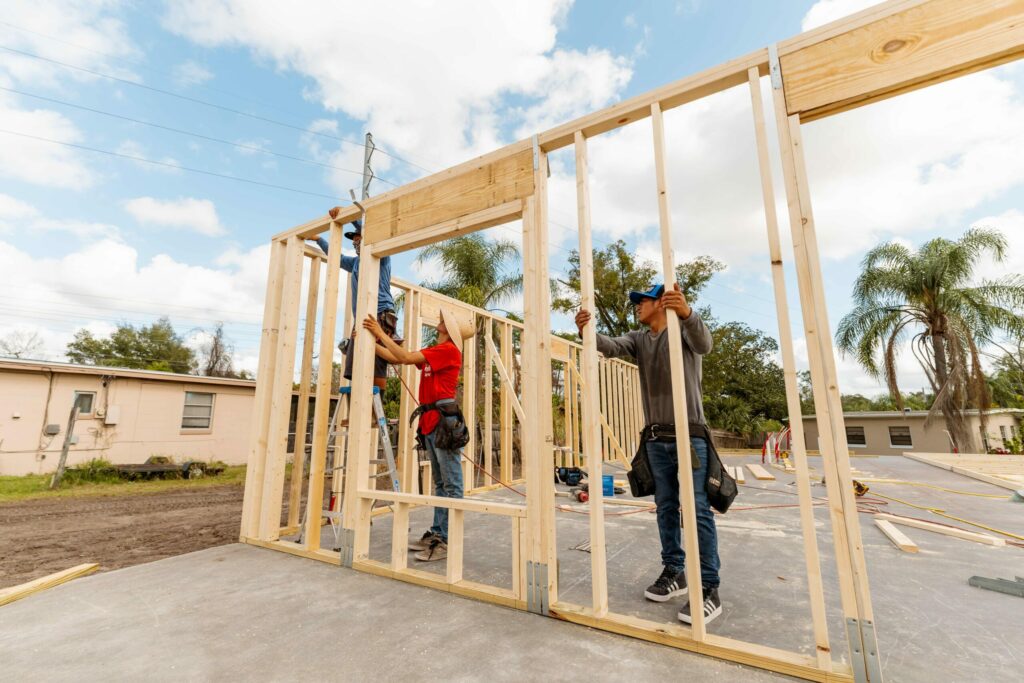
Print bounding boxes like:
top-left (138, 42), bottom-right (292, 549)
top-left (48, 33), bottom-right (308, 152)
top-left (781, 0), bottom-right (1024, 120)
top-left (363, 150), bottom-right (534, 244)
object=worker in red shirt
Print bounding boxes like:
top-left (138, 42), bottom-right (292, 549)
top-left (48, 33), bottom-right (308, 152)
top-left (362, 307), bottom-right (475, 562)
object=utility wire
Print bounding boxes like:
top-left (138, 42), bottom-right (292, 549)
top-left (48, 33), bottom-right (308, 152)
top-left (0, 128), bottom-right (343, 201)
top-left (0, 19), bottom-right (318, 125)
top-left (0, 44), bottom-right (433, 174)
top-left (0, 86), bottom-right (399, 187)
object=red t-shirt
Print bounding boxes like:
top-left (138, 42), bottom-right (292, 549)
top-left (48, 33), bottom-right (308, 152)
top-left (416, 340), bottom-right (462, 435)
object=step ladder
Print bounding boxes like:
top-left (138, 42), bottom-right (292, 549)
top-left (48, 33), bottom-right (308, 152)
top-left (300, 385), bottom-right (400, 548)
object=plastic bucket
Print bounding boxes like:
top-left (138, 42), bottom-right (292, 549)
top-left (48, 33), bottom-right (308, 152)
top-left (602, 474), bottom-right (614, 497)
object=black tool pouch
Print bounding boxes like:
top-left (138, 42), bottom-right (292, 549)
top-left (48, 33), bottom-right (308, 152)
top-left (431, 400), bottom-right (470, 451)
top-left (693, 424), bottom-right (737, 514)
top-left (627, 435), bottom-right (656, 498)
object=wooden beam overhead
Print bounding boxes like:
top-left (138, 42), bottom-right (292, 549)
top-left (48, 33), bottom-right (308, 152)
top-left (780, 0), bottom-right (1024, 120)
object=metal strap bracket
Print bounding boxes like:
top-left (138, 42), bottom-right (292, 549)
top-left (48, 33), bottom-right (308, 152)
top-left (768, 43), bottom-right (783, 90)
top-left (526, 561), bottom-right (549, 615)
top-left (338, 528), bottom-right (355, 568)
top-left (846, 617), bottom-right (883, 682)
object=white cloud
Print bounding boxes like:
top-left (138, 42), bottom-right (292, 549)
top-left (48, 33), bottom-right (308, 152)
top-left (0, 1), bottom-right (140, 89)
top-left (0, 238), bottom-right (269, 374)
top-left (801, 0), bottom-right (883, 31)
top-left (0, 193), bottom-right (38, 221)
top-left (172, 60), bottom-right (214, 87)
top-left (123, 197), bottom-right (227, 237)
top-left (971, 209), bottom-right (1024, 281)
top-left (162, 0), bottom-right (633, 180)
top-left (0, 96), bottom-right (96, 188)
top-left (0, 193), bottom-right (119, 239)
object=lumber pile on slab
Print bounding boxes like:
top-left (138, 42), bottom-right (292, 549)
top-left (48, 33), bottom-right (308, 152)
top-left (746, 464), bottom-right (776, 481)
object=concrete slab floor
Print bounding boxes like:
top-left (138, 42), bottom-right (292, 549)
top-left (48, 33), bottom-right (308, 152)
top-left (2, 455), bottom-right (1021, 682)
top-left (0, 544), bottom-right (787, 683)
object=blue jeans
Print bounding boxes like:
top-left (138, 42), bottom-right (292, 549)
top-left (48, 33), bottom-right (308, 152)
top-left (423, 431), bottom-right (464, 541)
top-left (647, 437), bottom-right (721, 589)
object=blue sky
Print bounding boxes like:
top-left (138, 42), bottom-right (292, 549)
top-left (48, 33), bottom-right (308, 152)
top-left (1, 0), bottom-right (1022, 395)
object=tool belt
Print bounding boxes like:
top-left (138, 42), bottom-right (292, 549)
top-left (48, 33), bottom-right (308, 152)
top-left (410, 398), bottom-right (470, 451)
top-left (630, 422), bottom-right (738, 513)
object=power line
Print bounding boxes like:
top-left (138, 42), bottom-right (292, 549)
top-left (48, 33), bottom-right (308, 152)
top-left (0, 43), bottom-right (433, 174)
top-left (0, 128), bottom-right (344, 201)
top-left (0, 86), bottom-right (400, 187)
top-left (0, 19), bottom-right (322, 126)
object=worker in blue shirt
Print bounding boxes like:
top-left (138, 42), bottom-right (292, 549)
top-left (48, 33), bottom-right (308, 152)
top-left (312, 206), bottom-right (398, 392)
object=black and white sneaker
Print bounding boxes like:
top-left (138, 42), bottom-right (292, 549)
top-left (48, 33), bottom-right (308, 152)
top-left (678, 587), bottom-right (722, 625)
top-left (644, 566), bottom-right (688, 602)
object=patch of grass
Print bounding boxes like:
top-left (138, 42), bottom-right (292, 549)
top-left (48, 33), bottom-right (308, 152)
top-left (0, 465), bottom-right (248, 503)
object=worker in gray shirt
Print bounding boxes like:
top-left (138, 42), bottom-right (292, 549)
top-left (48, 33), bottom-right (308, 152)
top-left (575, 282), bottom-right (722, 625)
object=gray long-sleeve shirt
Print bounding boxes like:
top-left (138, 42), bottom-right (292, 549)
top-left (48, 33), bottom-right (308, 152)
top-left (595, 313), bottom-right (712, 427)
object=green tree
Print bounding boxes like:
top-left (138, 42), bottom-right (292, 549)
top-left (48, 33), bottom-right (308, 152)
top-left (836, 228), bottom-right (1024, 452)
top-left (67, 317), bottom-right (195, 373)
top-left (552, 239), bottom-right (724, 337)
top-left (987, 339), bottom-right (1024, 408)
top-left (702, 321), bottom-right (787, 436)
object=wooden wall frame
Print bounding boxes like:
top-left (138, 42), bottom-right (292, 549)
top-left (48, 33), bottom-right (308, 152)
top-left (241, 2), bottom-right (1024, 681)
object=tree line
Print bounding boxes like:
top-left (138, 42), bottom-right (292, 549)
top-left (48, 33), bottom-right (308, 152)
top-left (13, 227), bottom-right (1020, 450)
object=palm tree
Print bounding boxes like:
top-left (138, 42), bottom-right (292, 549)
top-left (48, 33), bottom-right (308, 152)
top-left (836, 228), bottom-right (1024, 452)
top-left (417, 234), bottom-right (522, 309)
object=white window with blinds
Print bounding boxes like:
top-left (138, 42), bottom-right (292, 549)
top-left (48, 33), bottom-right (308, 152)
top-left (846, 425), bottom-right (866, 447)
top-left (182, 392), bottom-right (214, 429)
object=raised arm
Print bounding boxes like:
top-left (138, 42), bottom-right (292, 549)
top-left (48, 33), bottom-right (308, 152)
top-left (661, 283), bottom-right (712, 355)
top-left (575, 309), bottom-right (637, 360)
top-left (363, 315), bottom-right (425, 365)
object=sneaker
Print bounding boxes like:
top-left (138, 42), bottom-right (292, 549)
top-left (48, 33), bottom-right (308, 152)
top-left (408, 531), bottom-right (438, 551)
top-left (678, 587), bottom-right (722, 625)
top-left (414, 538), bottom-right (448, 562)
top-left (644, 566), bottom-right (688, 602)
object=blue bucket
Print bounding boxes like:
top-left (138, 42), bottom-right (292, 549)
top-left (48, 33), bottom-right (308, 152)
top-left (602, 474), bottom-right (614, 497)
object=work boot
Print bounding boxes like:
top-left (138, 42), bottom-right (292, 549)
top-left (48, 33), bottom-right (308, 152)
top-left (408, 531), bottom-right (438, 551)
top-left (414, 538), bottom-right (448, 562)
top-left (644, 566), bottom-right (687, 602)
top-left (678, 587), bottom-right (722, 625)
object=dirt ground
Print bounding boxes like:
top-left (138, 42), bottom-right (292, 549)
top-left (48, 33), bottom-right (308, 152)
top-left (0, 484), bottom-right (247, 588)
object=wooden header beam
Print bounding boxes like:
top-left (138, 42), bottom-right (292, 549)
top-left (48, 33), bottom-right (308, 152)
top-left (779, 0), bottom-right (1024, 121)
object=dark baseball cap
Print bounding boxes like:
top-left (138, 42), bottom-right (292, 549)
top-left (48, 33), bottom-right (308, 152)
top-left (344, 218), bottom-right (363, 240)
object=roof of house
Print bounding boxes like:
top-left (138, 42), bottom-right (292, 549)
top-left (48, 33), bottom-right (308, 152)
top-left (0, 357), bottom-right (257, 388)
top-left (801, 408), bottom-right (1024, 420)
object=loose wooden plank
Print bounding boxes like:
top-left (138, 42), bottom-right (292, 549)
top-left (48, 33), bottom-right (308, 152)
top-left (874, 518), bottom-right (919, 553)
top-left (874, 513), bottom-right (1006, 547)
top-left (0, 563), bottom-right (99, 606)
top-left (747, 464), bottom-right (777, 481)
top-left (780, 0), bottom-right (1024, 120)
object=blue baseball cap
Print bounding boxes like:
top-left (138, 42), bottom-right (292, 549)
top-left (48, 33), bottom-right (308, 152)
top-left (344, 218), bottom-right (363, 240)
top-left (628, 284), bottom-right (665, 305)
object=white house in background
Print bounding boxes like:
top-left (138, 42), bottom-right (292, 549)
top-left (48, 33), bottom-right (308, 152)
top-left (0, 358), bottom-right (256, 476)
